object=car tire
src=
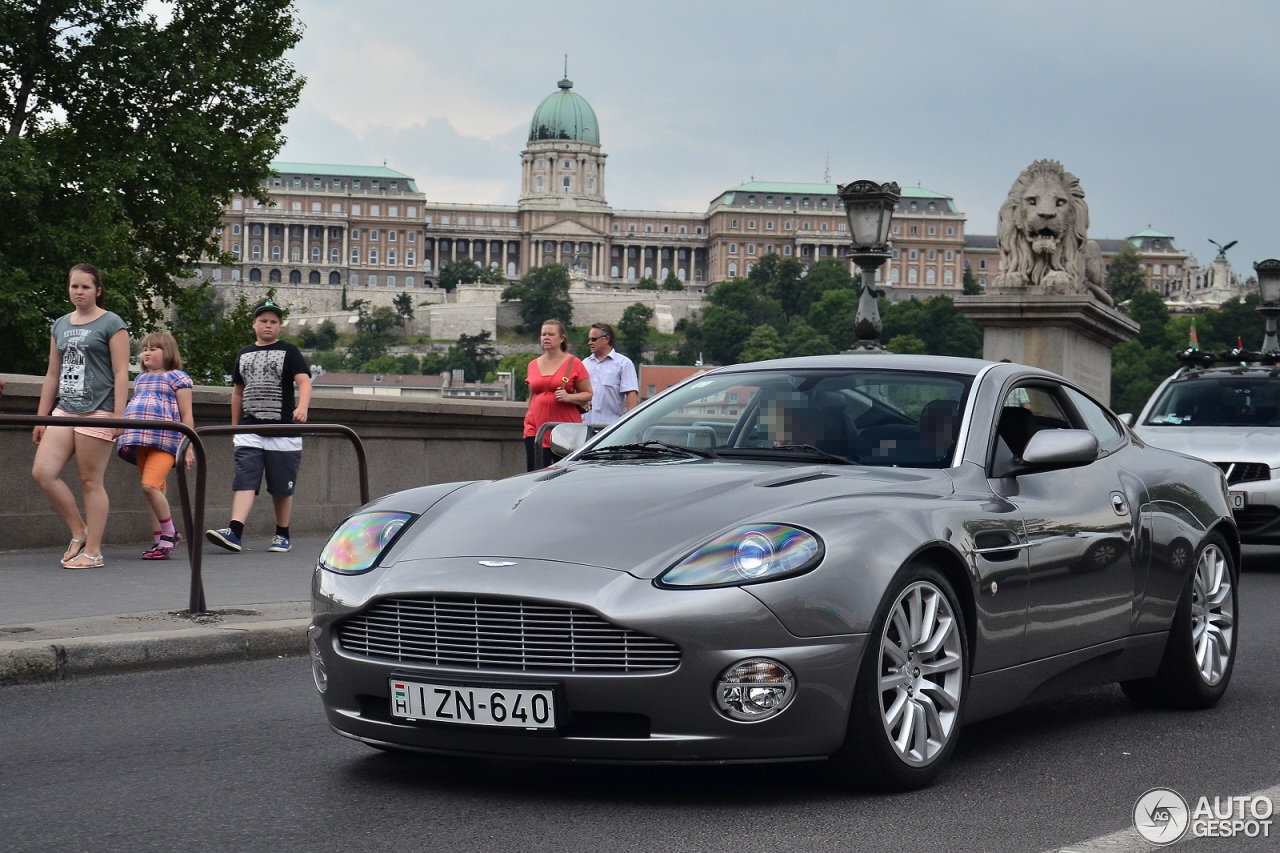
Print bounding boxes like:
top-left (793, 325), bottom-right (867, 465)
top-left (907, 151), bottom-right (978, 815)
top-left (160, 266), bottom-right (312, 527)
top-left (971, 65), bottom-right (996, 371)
top-left (828, 562), bottom-right (969, 791)
top-left (1121, 531), bottom-right (1237, 709)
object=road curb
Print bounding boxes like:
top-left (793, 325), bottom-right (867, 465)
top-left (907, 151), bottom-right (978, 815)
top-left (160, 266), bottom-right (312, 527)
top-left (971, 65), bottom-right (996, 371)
top-left (0, 618), bottom-right (310, 686)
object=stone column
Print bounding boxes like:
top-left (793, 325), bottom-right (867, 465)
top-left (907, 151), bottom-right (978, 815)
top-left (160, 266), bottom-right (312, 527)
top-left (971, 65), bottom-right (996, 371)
top-left (955, 295), bottom-right (1139, 405)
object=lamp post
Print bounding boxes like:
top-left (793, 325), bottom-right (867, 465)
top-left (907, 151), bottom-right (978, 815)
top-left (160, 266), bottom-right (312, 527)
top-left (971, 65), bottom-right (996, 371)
top-left (837, 179), bottom-right (900, 352)
top-left (1255, 259), bottom-right (1280, 354)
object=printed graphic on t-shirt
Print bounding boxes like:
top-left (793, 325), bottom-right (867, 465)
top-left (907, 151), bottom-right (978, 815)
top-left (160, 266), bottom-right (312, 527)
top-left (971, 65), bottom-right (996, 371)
top-left (58, 330), bottom-right (90, 405)
top-left (239, 349), bottom-right (288, 421)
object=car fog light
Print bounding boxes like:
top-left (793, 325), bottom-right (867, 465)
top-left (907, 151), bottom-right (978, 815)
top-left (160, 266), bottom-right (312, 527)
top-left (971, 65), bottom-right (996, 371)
top-left (308, 625), bottom-right (327, 693)
top-left (715, 658), bottom-right (795, 721)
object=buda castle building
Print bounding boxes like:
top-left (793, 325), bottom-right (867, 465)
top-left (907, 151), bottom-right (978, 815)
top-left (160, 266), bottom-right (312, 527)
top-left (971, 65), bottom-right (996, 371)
top-left (201, 75), bottom-right (1211, 325)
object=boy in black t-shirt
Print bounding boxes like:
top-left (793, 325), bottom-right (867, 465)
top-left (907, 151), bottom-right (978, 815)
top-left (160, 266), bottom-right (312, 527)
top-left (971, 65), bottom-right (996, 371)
top-left (206, 299), bottom-right (312, 553)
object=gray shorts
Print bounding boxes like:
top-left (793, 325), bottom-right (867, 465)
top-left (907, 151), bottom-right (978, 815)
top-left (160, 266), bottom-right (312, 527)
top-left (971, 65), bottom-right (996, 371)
top-left (232, 446), bottom-right (301, 497)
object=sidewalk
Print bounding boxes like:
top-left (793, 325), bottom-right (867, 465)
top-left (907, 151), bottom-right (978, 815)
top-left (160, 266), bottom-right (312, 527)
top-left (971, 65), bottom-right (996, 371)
top-left (0, 532), bottom-right (327, 686)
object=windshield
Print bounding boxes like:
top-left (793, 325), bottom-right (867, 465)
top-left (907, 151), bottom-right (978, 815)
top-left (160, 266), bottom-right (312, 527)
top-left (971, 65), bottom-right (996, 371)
top-left (587, 367), bottom-right (973, 468)
top-left (1144, 374), bottom-right (1280, 427)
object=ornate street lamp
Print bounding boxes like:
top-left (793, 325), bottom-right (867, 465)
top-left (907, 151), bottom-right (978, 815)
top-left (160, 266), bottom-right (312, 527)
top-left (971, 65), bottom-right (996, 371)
top-left (1255, 259), bottom-right (1280, 354)
top-left (837, 179), bottom-right (900, 352)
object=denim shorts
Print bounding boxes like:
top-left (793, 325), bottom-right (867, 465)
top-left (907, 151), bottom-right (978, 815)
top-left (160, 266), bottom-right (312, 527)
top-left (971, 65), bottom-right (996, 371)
top-left (232, 446), bottom-right (301, 496)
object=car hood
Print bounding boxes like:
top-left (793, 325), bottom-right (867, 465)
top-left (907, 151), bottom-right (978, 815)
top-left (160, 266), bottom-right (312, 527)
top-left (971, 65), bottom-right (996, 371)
top-left (388, 460), bottom-right (951, 579)
top-left (1134, 425), bottom-right (1280, 465)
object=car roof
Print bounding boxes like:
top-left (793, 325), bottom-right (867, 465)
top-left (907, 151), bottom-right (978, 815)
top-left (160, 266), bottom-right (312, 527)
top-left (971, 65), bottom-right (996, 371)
top-left (709, 353), bottom-right (1056, 380)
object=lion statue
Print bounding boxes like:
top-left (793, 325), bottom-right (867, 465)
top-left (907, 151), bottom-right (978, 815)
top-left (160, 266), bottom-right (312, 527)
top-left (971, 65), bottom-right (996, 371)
top-left (992, 159), bottom-right (1113, 306)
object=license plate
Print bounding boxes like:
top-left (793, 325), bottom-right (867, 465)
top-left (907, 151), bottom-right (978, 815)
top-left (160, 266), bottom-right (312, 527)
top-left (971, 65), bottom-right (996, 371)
top-left (390, 678), bottom-right (556, 729)
top-left (1229, 491), bottom-right (1247, 510)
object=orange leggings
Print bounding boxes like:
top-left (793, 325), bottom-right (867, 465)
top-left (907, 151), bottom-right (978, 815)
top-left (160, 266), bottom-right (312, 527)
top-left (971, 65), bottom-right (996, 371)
top-left (134, 447), bottom-right (176, 491)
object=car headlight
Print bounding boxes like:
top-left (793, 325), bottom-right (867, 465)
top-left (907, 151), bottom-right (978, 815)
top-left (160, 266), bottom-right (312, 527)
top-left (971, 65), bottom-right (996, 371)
top-left (658, 524), bottom-right (822, 588)
top-left (318, 511), bottom-right (415, 574)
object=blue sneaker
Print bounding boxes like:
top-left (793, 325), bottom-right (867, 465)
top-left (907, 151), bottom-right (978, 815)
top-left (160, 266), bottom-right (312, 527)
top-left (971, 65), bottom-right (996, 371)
top-left (268, 534), bottom-right (291, 553)
top-left (206, 528), bottom-right (242, 553)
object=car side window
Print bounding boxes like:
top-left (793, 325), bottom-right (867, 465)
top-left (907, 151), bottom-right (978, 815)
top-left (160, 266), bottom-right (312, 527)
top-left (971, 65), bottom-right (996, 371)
top-left (991, 384), bottom-right (1072, 472)
top-left (1064, 387), bottom-right (1125, 453)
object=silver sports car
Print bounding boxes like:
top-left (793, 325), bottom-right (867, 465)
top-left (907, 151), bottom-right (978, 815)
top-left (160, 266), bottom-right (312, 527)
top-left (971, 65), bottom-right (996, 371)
top-left (310, 354), bottom-right (1239, 790)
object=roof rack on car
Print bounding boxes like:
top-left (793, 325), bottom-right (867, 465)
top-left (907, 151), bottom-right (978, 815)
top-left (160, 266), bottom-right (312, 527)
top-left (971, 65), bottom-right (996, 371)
top-left (1176, 347), bottom-right (1280, 368)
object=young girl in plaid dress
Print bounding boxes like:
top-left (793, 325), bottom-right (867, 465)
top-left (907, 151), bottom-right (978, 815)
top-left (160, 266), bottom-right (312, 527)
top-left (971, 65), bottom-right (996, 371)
top-left (118, 333), bottom-right (195, 560)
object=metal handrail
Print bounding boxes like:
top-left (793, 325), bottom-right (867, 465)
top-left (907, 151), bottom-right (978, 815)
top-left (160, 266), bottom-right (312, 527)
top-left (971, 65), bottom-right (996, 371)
top-left (175, 423), bottom-right (369, 612)
top-left (1, 414), bottom-right (368, 614)
top-left (2, 414), bottom-right (208, 610)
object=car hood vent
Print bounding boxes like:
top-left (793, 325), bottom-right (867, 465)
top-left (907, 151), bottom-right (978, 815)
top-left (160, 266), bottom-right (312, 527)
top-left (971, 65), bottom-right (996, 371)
top-left (761, 472), bottom-right (837, 488)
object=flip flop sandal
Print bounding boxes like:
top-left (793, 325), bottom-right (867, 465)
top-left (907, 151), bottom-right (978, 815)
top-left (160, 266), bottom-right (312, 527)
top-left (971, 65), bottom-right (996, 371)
top-left (62, 552), bottom-right (104, 570)
top-left (61, 529), bottom-right (88, 565)
top-left (142, 544), bottom-right (171, 560)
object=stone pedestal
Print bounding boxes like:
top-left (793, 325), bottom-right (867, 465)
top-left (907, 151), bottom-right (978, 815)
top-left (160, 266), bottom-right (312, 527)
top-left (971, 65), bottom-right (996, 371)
top-left (955, 295), bottom-right (1138, 405)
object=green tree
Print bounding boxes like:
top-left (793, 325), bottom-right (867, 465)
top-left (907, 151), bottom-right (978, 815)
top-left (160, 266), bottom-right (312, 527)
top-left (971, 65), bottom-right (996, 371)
top-left (444, 331), bottom-right (500, 382)
top-left (963, 266), bottom-right (983, 295)
top-left (697, 305), bottom-right (753, 365)
top-left (392, 292), bottom-right (415, 326)
top-left (635, 276), bottom-right (659, 291)
top-left (807, 289), bottom-right (861, 352)
top-left (345, 304), bottom-right (398, 368)
top-left (170, 285), bottom-right (260, 385)
top-left (661, 271), bottom-right (685, 291)
top-left (617, 303), bottom-right (654, 363)
top-left (419, 351), bottom-right (447, 376)
top-left (886, 334), bottom-right (928, 354)
top-left (309, 350), bottom-right (346, 373)
top-left (650, 345), bottom-right (681, 365)
top-left (502, 264), bottom-right (573, 332)
top-left (705, 278), bottom-right (785, 331)
top-left (438, 257), bottom-right (504, 293)
top-left (491, 351), bottom-right (539, 402)
top-left (738, 325), bottom-right (784, 363)
top-left (314, 319), bottom-right (339, 351)
top-left (1106, 243), bottom-right (1148, 304)
top-left (0, 0), bottom-right (303, 373)
top-left (782, 318), bottom-right (836, 357)
top-left (362, 354), bottom-right (401, 375)
top-left (880, 296), bottom-right (982, 358)
top-left (751, 254), bottom-right (809, 320)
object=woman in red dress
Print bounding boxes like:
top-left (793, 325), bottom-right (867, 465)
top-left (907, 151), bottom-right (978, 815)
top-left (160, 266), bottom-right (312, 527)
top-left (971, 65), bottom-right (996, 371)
top-left (524, 319), bottom-right (593, 470)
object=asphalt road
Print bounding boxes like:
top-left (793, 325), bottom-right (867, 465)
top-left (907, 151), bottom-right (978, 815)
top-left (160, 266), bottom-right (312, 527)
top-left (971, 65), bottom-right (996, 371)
top-left (2, 558), bottom-right (1278, 853)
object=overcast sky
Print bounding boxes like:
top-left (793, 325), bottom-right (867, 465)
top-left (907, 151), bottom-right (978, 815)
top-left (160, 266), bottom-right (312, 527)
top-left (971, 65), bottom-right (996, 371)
top-left (276, 0), bottom-right (1278, 274)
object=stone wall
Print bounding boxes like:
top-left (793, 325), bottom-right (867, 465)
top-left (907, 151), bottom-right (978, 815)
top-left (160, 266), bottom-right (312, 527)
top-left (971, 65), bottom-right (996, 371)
top-left (206, 280), bottom-right (704, 339)
top-left (0, 374), bottom-right (528, 550)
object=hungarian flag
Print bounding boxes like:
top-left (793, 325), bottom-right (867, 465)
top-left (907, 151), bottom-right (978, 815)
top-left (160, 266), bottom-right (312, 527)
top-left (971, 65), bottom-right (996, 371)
top-left (1189, 322), bottom-right (1200, 349)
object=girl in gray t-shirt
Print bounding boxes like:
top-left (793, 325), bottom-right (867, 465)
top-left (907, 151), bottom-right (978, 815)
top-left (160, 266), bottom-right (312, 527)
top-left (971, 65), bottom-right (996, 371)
top-left (32, 263), bottom-right (130, 570)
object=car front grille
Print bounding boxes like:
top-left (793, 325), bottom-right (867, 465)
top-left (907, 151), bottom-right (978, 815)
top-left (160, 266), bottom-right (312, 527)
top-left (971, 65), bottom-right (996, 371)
top-left (337, 596), bottom-right (681, 673)
top-left (1217, 462), bottom-right (1271, 484)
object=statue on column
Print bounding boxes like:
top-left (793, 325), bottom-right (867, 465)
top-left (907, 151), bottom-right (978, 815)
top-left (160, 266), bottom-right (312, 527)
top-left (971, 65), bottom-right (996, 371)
top-left (991, 159), bottom-right (1113, 306)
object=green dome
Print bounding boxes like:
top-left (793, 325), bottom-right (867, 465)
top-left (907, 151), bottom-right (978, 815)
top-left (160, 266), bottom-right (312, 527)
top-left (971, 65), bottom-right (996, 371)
top-left (528, 77), bottom-right (599, 143)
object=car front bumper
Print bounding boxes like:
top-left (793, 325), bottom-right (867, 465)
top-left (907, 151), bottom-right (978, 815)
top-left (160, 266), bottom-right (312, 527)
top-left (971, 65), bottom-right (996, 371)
top-left (312, 558), bottom-right (866, 763)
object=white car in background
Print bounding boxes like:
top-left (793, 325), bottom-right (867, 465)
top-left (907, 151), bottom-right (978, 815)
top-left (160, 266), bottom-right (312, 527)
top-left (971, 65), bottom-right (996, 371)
top-left (1131, 356), bottom-right (1280, 545)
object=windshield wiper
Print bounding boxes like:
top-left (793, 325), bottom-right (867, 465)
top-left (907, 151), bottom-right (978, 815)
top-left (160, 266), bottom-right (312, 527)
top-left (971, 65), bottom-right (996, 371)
top-left (717, 443), bottom-right (858, 464)
top-left (577, 440), bottom-right (716, 460)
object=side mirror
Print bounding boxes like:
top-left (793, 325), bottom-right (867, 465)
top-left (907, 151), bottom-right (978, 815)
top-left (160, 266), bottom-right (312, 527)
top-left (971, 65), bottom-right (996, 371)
top-left (1118, 413), bottom-right (1135, 427)
top-left (550, 422), bottom-right (591, 457)
top-left (1021, 429), bottom-right (1099, 468)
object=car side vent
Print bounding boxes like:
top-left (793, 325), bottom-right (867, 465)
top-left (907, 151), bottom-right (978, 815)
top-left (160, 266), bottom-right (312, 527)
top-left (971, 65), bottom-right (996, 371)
top-left (761, 473), bottom-right (836, 488)
top-left (1217, 462), bottom-right (1270, 485)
